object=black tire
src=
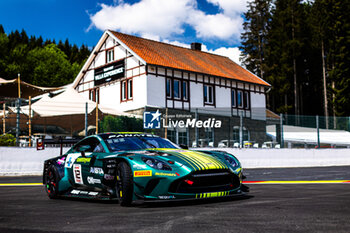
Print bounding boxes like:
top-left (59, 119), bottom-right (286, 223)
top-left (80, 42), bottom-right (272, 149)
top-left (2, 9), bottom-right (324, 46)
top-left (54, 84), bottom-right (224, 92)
top-left (115, 162), bottom-right (133, 206)
top-left (44, 165), bottom-right (59, 199)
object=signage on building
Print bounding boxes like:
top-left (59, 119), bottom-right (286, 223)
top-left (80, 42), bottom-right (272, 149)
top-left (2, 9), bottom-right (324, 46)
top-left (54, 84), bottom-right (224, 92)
top-left (94, 60), bottom-right (125, 85)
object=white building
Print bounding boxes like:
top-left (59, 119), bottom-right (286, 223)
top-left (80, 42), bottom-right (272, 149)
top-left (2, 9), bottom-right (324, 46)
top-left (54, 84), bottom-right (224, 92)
top-left (73, 30), bottom-right (270, 146)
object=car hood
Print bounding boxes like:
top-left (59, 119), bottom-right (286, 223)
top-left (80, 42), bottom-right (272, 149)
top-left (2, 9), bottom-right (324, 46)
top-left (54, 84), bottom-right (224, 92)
top-left (142, 148), bottom-right (230, 171)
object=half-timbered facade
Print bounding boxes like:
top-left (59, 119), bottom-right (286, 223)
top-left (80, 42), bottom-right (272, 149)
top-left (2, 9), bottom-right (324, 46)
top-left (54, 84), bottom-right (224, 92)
top-left (73, 30), bottom-right (271, 146)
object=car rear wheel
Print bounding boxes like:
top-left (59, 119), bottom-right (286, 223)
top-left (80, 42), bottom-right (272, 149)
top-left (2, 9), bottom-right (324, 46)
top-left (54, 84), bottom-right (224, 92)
top-left (44, 165), bottom-right (59, 199)
top-left (115, 161), bottom-right (133, 206)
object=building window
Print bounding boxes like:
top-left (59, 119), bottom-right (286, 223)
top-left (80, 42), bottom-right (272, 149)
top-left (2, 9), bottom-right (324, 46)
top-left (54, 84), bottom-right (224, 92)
top-left (128, 79), bottom-right (133, 99)
top-left (205, 127), bottom-right (214, 146)
top-left (244, 91), bottom-right (249, 109)
top-left (106, 48), bottom-right (114, 63)
top-left (121, 81), bottom-right (126, 101)
top-left (237, 90), bottom-right (243, 108)
top-left (167, 129), bottom-right (176, 144)
top-left (182, 81), bottom-right (188, 100)
top-left (178, 130), bottom-right (188, 146)
top-left (166, 79), bottom-right (189, 101)
top-left (166, 128), bottom-right (188, 146)
top-left (121, 78), bottom-right (133, 101)
top-left (173, 79), bottom-right (180, 99)
top-left (89, 88), bottom-right (100, 103)
top-left (204, 85), bottom-right (214, 104)
top-left (231, 89), bottom-right (236, 107)
top-left (166, 78), bottom-right (172, 98)
top-left (232, 89), bottom-right (250, 110)
top-left (233, 126), bottom-right (250, 141)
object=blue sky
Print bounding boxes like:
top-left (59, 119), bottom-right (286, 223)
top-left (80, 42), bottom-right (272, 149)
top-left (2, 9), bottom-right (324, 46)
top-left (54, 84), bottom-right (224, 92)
top-left (0, 0), bottom-right (249, 63)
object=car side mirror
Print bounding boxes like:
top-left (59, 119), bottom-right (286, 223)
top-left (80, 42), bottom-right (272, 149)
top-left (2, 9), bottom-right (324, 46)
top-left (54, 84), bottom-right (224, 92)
top-left (179, 144), bottom-right (189, 149)
top-left (78, 145), bottom-right (91, 157)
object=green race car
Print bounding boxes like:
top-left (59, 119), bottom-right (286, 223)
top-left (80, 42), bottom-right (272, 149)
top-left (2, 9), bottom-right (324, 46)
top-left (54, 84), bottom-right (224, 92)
top-left (43, 132), bottom-right (248, 206)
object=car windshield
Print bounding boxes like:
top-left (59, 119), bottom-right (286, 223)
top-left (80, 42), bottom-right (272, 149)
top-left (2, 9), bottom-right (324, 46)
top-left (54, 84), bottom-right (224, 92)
top-left (103, 135), bottom-right (180, 152)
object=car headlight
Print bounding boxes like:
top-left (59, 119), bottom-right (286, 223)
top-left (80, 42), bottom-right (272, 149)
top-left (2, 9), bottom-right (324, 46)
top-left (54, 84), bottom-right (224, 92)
top-left (141, 157), bottom-right (172, 171)
top-left (224, 154), bottom-right (239, 168)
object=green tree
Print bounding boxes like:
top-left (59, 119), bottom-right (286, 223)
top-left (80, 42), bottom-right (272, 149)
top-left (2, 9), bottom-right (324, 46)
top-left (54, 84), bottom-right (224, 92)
top-left (240, 0), bottom-right (272, 80)
top-left (100, 115), bottom-right (143, 133)
top-left (264, 0), bottom-right (309, 115)
top-left (324, 0), bottom-right (350, 116)
top-left (27, 44), bottom-right (74, 86)
top-left (0, 25), bottom-right (90, 87)
top-left (0, 28), bottom-right (9, 78)
top-left (0, 134), bottom-right (16, 146)
top-left (6, 44), bottom-right (30, 80)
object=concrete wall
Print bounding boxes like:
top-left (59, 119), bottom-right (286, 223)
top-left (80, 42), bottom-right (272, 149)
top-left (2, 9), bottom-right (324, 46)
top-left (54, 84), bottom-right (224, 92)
top-left (200, 148), bottom-right (350, 169)
top-left (0, 147), bottom-right (69, 176)
top-left (1, 147), bottom-right (350, 176)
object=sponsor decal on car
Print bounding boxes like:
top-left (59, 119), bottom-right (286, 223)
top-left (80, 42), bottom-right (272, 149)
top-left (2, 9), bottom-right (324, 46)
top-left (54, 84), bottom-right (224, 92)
top-left (64, 154), bottom-right (80, 168)
top-left (104, 174), bottom-right (115, 180)
top-left (155, 172), bottom-right (177, 177)
top-left (76, 157), bottom-right (91, 163)
top-left (107, 164), bottom-right (116, 168)
top-left (134, 170), bottom-right (152, 177)
top-left (73, 164), bottom-right (83, 184)
top-left (195, 191), bottom-right (230, 199)
top-left (87, 176), bottom-right (101, 184)
top-left (133, 164), bottom-right (147, 169)
top-left (70, 190), bottom-right (98, 196)
top-left (90, 167), bottom-right (104, 175)
top-left (158, 195), bottom-right (175, 200)
top-left (57, 157), bottom-right (65, 165)
top-left (71, 189), bottom-right (80, 195)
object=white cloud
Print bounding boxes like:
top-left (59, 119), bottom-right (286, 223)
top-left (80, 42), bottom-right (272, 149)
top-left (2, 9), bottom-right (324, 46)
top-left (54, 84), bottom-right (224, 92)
top-left (88, 0), bottom-right (195, 38)
top-left (88, 0), bottom-right (244, 65)
top-left (206, 47), bottom-right (242, 65)
top-left (159, 40), bottom-right (242, 65)
top-left (207, 0), bottom-right (248, 16)
top-left (187, 10), bottom-right (243, 41)
top-left (88, 0), bottom-right (247, 42)
top-left (162, 39), bottom-right (190, 48)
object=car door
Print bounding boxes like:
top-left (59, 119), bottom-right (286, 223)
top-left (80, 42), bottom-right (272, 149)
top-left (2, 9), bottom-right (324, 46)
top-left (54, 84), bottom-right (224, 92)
top-left (65, 137), bottom-right (105, 188)
top-left (81, 138), bottom-right (106, 188)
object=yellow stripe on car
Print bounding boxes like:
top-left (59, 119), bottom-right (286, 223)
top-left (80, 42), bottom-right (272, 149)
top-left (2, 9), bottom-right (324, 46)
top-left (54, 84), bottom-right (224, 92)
top-left (172, 153), bottom-right (201, 171)
top-left (196, 191), bottom-right (231, 199)
top-left (182, 151), bottom-right (219, 170)
top-left (194, 151), bottom-right (228, 169)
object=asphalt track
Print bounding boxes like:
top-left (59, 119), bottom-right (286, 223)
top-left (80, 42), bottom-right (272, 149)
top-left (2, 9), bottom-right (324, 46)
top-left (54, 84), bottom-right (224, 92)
top-left (0, 166), bottom-right (350, 233)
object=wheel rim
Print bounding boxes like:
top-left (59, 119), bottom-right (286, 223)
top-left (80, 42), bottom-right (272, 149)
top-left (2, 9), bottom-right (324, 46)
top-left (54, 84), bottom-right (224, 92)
top-left (46, 170), bottom-right (56, 194)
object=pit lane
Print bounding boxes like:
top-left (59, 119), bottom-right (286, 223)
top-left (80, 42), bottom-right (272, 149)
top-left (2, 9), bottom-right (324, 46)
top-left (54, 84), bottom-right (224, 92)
top-left (0, 166), bottom-right (350, 233)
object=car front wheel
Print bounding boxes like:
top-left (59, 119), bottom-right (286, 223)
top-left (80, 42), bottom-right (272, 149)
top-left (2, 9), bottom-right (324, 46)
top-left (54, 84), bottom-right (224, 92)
top-left (115, 161), bottom-right (133, 206)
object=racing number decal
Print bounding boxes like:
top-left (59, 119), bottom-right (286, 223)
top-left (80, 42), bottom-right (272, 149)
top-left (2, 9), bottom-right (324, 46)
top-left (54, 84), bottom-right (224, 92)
top-left (73, 164), bottom-right (83, 184)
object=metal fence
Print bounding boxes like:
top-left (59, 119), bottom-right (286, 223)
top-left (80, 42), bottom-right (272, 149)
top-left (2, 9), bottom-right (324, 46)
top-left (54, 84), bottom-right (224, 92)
top-left (2, 98), bottom-right (350, 149)
top-left (0, 98), bottom-right (100, 147)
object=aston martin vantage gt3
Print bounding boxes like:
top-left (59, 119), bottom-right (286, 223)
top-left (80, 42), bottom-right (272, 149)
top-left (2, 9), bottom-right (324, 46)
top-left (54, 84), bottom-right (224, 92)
top-left (43, 133), bottom-right (248, 206)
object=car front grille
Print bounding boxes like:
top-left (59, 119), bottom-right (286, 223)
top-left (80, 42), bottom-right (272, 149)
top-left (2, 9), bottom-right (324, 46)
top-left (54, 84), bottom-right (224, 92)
top-left (168, 169), bottom-right (240, 194)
